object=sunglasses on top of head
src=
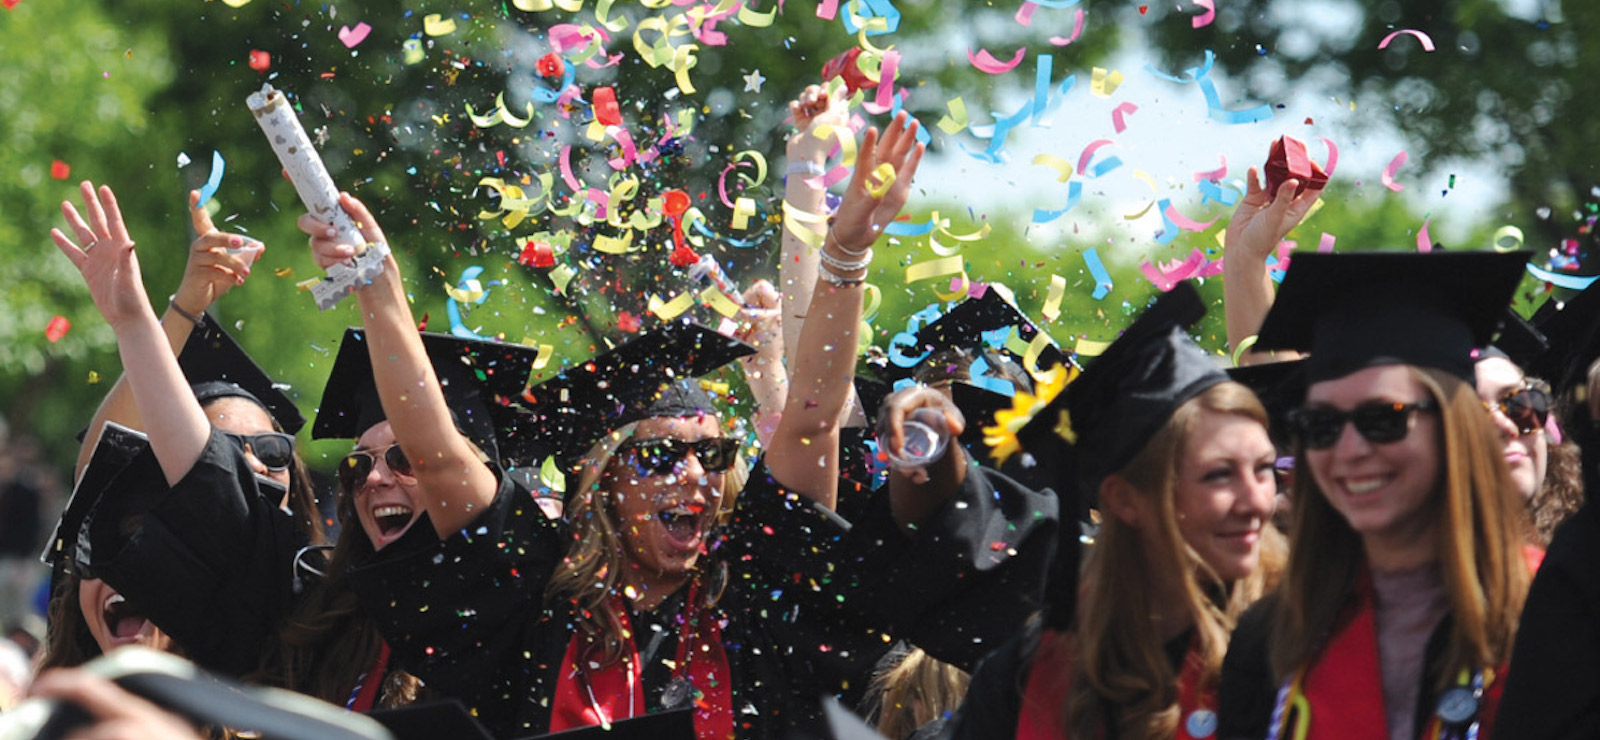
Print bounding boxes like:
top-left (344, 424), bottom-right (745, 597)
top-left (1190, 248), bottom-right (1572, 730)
top-left (618, 437), bottom-right (740, 476)
top-left (1289, 399), bottom-right (1439, 450)
top-left (337, 443), bottom-right (413, 493)
top-left (225, 432), bottom-right (296, 472)
top-left (1485, 383), bottom-right (1552, 437)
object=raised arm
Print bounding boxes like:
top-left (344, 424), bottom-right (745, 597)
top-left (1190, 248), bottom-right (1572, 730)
top-left (779, 85), bottom-right (849, 363)
top-left (300, 194), bottom-right (497, 536)
top-left (51, 182), bottom-right (212, 485)
top-left (1222, 164), bottom-right (1325, 366)
top-left (766, 112), bottom-right (923, 508)
top-left (73, 191), bottom-right (263, 479)
top-left (735, 279), bottom-right (787, 447)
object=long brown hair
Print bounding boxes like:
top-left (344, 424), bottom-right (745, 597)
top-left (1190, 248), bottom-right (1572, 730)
top-left (1064, 382), bottom-right (1287, 740)
top-left (38, 572), bottom-right (99, 671)
top-left (545, 419), bottom-right (747, 665)
top-left (1530, 437), bottom-right (1583, 546)
top-left (1269, 366), bottom-right (1529, 687)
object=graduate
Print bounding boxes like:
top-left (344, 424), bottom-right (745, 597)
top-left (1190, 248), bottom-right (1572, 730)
top-left (945, 282), bottom-right (1285, 740)
top-left (1218, 251), bottom-right (1535, 740)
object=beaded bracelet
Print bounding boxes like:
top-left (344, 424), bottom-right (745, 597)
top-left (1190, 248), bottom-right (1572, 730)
top-left (167, 296), bottom-right (204, 325)
top-left (819, 246), bottom-right (874, 273)
top-left (817, 266), bottom-right (866, 287)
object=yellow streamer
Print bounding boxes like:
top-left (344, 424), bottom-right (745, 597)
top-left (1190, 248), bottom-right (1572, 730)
top-left (1042, 274), bottom-right (1066, 322)
top-left (928, 234), bottom-right (962, 257)
top-left (1031, 154), bottom-right (1074, 183)
top-left (782, 201), bottom-right (828, 248)
top-left (861, 283), bottom-right (882, 323)
top-left (445, 279), bottom-right (485, 304)
top-left (811, 124), bottom-right (858, 168)
top-left (1074, 337), bottom-right (1111, 357)
top-left (699, 286), bottom-right (743, 317)
top-left (673, 44), bottom-right (700, 94)
top-left (528, 342), bottom-right (555, 370)
top-left (1123, 170), bottom-right (1160, 220)
top-left (593, 231), bottom-right (636, 254)
top-left (649, 291), bottom-right (698, 319)
top-left (466, 93), bottom-right (535, 129)
top-left (732, 197), bottom-right (757, 230)
top-left (738, 1), bottom-right (777, 26)
top-left (1021, 332), bottom-right (1054, 373)
top-left (937, 98), bottom-right (969, 135)
top-left (1491, 225), bottom-right (1525, 253)
top-left (550, 264), bottom-right (578, 295)
top-left (865, 163), bottom-right (897, 199)
top-left (1090, 67), bottom-right (1124, 98)
top-left (731, 150), bottom-right (768, 188)
top-left (423, 14), bottom-right (457, 36)
top-left (906, 256), bottom-right (965, 283)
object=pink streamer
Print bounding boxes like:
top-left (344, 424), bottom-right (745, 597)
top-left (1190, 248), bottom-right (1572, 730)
top-left (816, 0), bottom-right (839, 20)
top-left (1417, 216), bottom-right (1434, 253)
top-left (1111, 102), bottom-right (1139, 133)
top-left (1014, 1), bottom-right (1038, 26)
top-left (1319, 137), bottom-right (1339, 177)
top-left (1164, 202), bottom-right (1217, 232)
top-left (1049, 8), bottom-right (1085, 45)
top-left (554, 86), bottom-right (585, 118)
top-left (606, 128), bottom-right (640, 170)
top-left (968, 46), bottom-right (1027, 75)
top-left (1381, 150), bottom-right (1408, 192)
top-left (1076, 139), bottom-right (1114, 179)
top-left (803, 166), bottom-right (851, 191)
top-left (1378, 29), bottom-right (1436, 52)
top-left (1193, 155), bottom-right (1227, 183)
top-left (558, 146), bottom-right (582, 192)
top-left (1196, 257), bottom-right (1226, 278)
top-left (717, 160), bottom-right (754, 208)
top-left (863, 51), bottom-right (902, 114)
top-left (1190, 0), bottom-right (1215, 28)
top-left (1140, 250), bottom-right (1209, 291)
top-left (1318, 232), bottom-right (1337, 253)
top-left (587, 187), bottom-right (609, 219)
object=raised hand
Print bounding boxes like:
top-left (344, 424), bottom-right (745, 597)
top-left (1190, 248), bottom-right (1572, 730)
top-left (171, 190), bottom-right (264, 317)
top-left (1225, 163), bottom-right (1327, 265)
top-left (50, 181), bottom-right (150, 330)
top-left (788, 84), bottom-right (851, 161)
top-left (829, 111), bottom-right (924, 254)
top-left (297, 192), bottom-right (388, 270)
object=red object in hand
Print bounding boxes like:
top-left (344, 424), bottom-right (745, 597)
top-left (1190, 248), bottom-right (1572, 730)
top-left (45, 316), bottom-right (70, 343)
top-left (1262, 136), bottom-right (1328, 197)
top-left (248, 50), bottom-right (271, 72)
top-left (821, 48), bottom-right (878, 95)
top-left (592, 86), bottom-right (622, 127)
top-left (536, 53), bottom-right (564, 78)
top-left (519, 239), bottom-right (555, 268)
top-left (661, 189), bottom-right (691, 217)
top-left (50, 159), bottom-right (69, 180)
top-left (669, 243), bottom-right (700, 267)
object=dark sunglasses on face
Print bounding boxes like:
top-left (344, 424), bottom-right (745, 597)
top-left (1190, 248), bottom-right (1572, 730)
top-left (1485, 384), bottom-right (1552, 436)
top-left (338, 444), bottom-right (413, 493)
top-left (1289, 399), bottom-right (1439, 450)
top-left (618, 437), bottom-right (740, 476)
top-left (225, 432), bottom-right (296, 472)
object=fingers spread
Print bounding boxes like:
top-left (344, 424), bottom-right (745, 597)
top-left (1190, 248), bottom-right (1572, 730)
top-left (99, 185), bottom-right (131, 244)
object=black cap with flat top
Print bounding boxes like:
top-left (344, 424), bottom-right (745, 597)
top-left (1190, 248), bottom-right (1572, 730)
top-left (311, 329), bottom-right (546, 466)
top-left (178, 317), bottom-right (306, 434)
top-left (513, 319), bottom-right (754, 470)
top-left (1254, 251), bottom-right (1531, 383)
top-left (875, 289), bottom-right (1064, 386)
top-left (42, 422), bottom-right (160, 580)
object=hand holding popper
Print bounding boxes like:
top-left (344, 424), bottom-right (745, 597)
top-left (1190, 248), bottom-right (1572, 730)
top-left (246, 84), bottom-right (389, 310)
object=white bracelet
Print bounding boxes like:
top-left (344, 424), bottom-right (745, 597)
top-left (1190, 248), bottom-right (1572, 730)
top-left (785, 160), bottom-right (827, 177)
top-left (819, 247), bottom-right (873, 272)
top-left (824, 232), bottom-right (872, 258)
top-left (818, 263), bottom-right (866, 287)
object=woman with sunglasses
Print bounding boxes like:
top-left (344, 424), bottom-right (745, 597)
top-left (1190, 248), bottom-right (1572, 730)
top-left (1474, 352), bottom-right (1583, 547)
top-left (43, 183), bottom-right (321, 678)
top-left (1217, 251), bottom-right (1534, 740)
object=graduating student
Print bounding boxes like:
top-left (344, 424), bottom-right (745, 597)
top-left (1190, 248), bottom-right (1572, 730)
top-left (1218, 251), bottom-right (1534, 740)
top-left (945, 282), bottom-right (1286, 740)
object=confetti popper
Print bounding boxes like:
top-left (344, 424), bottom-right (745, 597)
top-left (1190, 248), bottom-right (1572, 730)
top-left (688, 254), bottom-right (738, 294)
top-left (246, 84), bottom-right (389, 310)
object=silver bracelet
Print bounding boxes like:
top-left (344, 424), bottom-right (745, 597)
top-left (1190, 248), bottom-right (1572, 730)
top-left (819, 246), bottom-right (873, 272)
top-left (785, 160), bottom-right (826, 177)
top-left (166, 295), bottom-right (204, 325)
top-left (817, 264), bottom-right (866, 287)
top-left (824, 232), bottom-right (872, 258)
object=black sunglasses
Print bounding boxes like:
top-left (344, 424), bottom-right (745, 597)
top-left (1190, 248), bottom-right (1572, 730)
top-left (618, 437), bottom-right (740, 476)
top-left (1485, 384), bottom-right (1551, 436)
top-left (338, 444), bottom-right (413, 493)
top-left (1289, 399), bottom-right (1438, 450)
top-left (225, 432), bottom-right (296, 472)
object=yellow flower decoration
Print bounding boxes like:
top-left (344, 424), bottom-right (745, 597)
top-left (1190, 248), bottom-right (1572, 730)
top-left (982, 363), bottom-right (1078, 465)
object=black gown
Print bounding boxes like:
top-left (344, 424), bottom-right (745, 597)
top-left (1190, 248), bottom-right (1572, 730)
top-left (1493, 500), bottom-right (1600, 739)
top-left (348, 457), bottom-right (1059, 739)
top-left (87, 429), bottom-right (304, 677)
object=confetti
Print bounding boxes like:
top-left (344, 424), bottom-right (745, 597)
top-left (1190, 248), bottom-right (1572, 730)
top-left (337, 22), bottom-right (371, 48)
top-left (968, 47), bottom-right (1027, 75)
top-left (45, 316), bottom-right (70, 343)
top-left (1048, 7), bottom-right (1086, 45)
top-left (196, 150), bottom-right (226, 205)
top-left (1417, 216), bottom-right (1434, 253)
top-left (423, 14), bottom-right (457, 36)
top-left (1110, 101), bottom-right (1138, 132)
top-left (50, 159), bottom-right (70, 180)
top-left (1377, 29), bottom-right (1436, 52)
top-left (742, 70), bottom-right (766, 93)
top-left (220, 0), bottom-right (251, 6)
top-left (1318, 233), bottom-right (1337, 253)
top-left (1191, 0), bottom-right (1215, 28)
top-left (1083, 247), bottom-right (1114, 299)
top-left (1491, 226), bottom-right (1525, 253)
top-left (401, 38), bottom-right (425, 64)
top-left (1089, 67), bottom-right (1123, 97)
top-left (247, 50), bottom-right (270, 72)
top-left (1381, 150), bottom-right (1408, 192)
top-left (1527, 263), bottom-right (1599, 290)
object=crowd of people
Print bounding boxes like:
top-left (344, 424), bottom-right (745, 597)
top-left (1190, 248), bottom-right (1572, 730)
top-left (3, 84), bottom-right (1599, 740)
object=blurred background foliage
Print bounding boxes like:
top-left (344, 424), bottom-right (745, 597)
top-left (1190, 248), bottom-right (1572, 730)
top-left (0, 0), bottom-right (1592, 478)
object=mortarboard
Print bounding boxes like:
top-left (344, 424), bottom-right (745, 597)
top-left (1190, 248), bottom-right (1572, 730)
top-left (1521, 280), bottom-right (1600, 395)
top-left (178, 317), bottom-right (306, 435)
top-left (1225, 359), bottom-right (1306, 449)
top-left (311, 329), bottom-right (546, 467)
top-left (513, 319), bottom-right (753, 470)
top-left (1253, 251), bottom-right (1530, 383)
top-left (42, 423), bottom-right (160, 584)
top-left (1016, 281), bottom-right (1228, 498)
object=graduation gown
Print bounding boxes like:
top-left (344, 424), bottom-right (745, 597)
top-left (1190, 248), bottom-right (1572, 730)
top-left (87, 429), bottom-right (304, 677)
top-left (1493, 499), bottom-right (1600, 739)
top-left (349, 457), bottom-right (1057, 739)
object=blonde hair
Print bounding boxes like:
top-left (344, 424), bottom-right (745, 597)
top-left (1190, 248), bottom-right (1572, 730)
top-left (1065, 382), bottom-right (1287, 740)
top-left (866, 648), bottom-right (970, 739)
top-left (1269, 366), bottom-right (1529, 688)
top-left (544, 417), bottom-right (747, 665)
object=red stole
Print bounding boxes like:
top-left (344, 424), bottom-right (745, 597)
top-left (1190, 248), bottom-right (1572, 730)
top-left (550, 581), bottom-right (734, 740)
top-left (349, 641), bottom-right (391, 713)
top-left (1016, 629), bottom-right (1215, 740)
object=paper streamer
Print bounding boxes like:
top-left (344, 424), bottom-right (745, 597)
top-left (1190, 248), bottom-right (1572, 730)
top-left (648, 291), bottom-right (698, 319)
top-left (1527, 263), bottom-right (1600, 290)
top-left (1083, 247), bottom-right (1113, 299)
top-left (1074, 337), bottom-right (1110, 357)
top-left (1014, 1), bottom-right (1038, 26)
top-left (1041, 274), bottom-right (1066, 322)
top-left (1140, 250), bottom-right (1209, 291)
top-left (196, 150), bottom-right (226, 205)
top-left (1050, 8), bottom-right (1085, 45)
top-left (937, 97), bottom-right (969, 134)
top-left (423, 14), bottom-right (457, 35)
top-left (906, 256), bottom-right (966, 284)
top-left (1492, 225), bottom-right (1525, 253)
top-left (1318, 232), bottom-right (1337, 253)
top-left (1193, 156), bottom-right (1226, 183)
top-left (1417, 216), bottom-right (1434, 253)
top-left (969, 46), bottom-right (1027, 74)
top-left (1076, 139), bottom-right (1114, 178)
top-left (1191, 0), bottom-right (1215, 28)
top-left (1319, 137), bottom-right (1340, 177)
top-left (1031, 153), bottom-right (1074, 182)
top-left (1111, 101), bottom-right (1138, 133)
top-left (1032, 181), bottom-right (1083, 223)
top-left (1090, 67), bottom-right (1124, 97)
top-left (1033, 54), bottom-right (1052, 126)
top-left (1378, 29), bottom-right (1435, 52)
top-left (1164, 201), bottom-right (1217, 232)
top-left (1381, 150), bottom-right (1408, 192)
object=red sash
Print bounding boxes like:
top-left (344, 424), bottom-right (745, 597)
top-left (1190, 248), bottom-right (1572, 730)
top-left (348, 641), bottom-right (391, 713)
top-left (550, 581), bottom-right (734, 740)
top-left (1017, 629), bottom-right (1216, 740)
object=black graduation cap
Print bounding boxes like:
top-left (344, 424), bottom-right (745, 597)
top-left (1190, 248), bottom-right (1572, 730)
top-left (1254, 251), bottom-right (1531, 383)
top-left (1016, 282), bottom-right (1227, 496)
top-left (311, 329), bottom-right (546, 467)
top-left (517, 709), bottom-right (695, 740)
top-left (873, 289), bottom-right (1064, 387)
top-left (178, 317), bottom-right (306, 434)
top-left (42, 423), bottom-right (161, 582)
top-left (514, 319), bottom-right (754, 470)
top-left (1521, 280), bottom-right (1600, 395)
top-left (1225, 359), bottom-right (1306, 449)
top-left (1484, 308), bottom-right (1548, 374)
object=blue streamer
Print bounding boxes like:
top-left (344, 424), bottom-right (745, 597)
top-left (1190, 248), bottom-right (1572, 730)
top-left (1200, 78), bottom-right (1274, 125)
top-left (885, 217), bottom-right (937, 237)
top-left (691, 219), bottom-right (772, 248)
top-left (447, 265), bottom-right (494, 340)
top-left (1154, 198), bottom-right (1181, 245)
top-left (1032, 181), bottom-right (1083, 223)
top-left (1198, 179), bottom-right (1242, 206)
top-left (1527, 263), bottom-right (1600, 290)
top-left (196, 150), bottom-right (225, 205)
top-left (1033, 55), bottom-right (1052, 126)
top-left (1083, 247), bottom-right (1113, 299)
top-left (1089, 156), bottom-right (1123, 178)
top-left (840, 0), bottom-right (901, 36)
top-left (531, 60), bottom-right (576, 103)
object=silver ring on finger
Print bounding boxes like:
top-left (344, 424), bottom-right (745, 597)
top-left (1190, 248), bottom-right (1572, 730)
top-left (82, 240), bottom-right (98, 253)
